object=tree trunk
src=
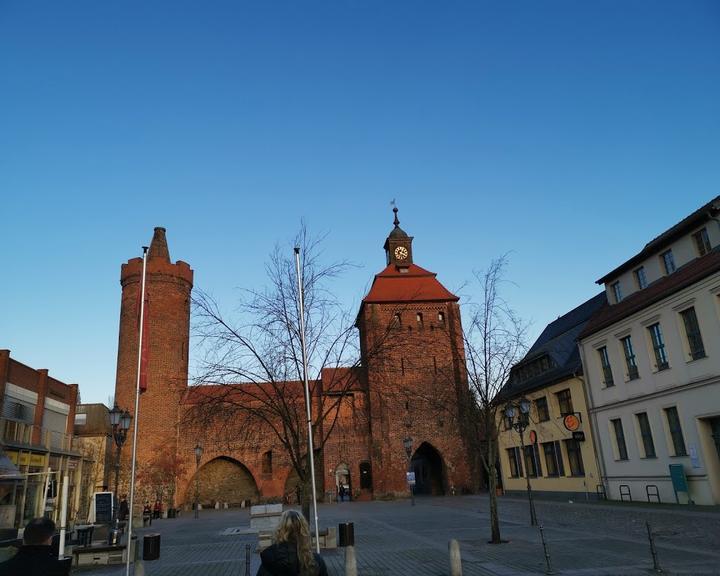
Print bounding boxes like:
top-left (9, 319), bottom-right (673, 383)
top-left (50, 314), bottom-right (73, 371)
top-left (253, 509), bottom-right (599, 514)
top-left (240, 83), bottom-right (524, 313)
top-left (300, 478), bottom-right (311, 521)
top-left (487, 439), bottom-right (502, 543)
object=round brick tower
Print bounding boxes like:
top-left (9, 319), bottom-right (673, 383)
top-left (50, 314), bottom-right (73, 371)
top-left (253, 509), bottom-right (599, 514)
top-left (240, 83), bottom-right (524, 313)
top-left (113, 227), bottom-right (193, 497)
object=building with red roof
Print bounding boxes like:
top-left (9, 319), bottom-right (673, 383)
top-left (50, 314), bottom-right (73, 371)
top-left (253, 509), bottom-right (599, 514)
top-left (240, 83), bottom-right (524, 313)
top-left (112, 212), bottom-right (475, 510)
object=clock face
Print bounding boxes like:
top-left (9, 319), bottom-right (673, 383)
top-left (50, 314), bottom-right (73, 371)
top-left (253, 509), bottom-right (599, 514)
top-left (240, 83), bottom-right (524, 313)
top-left (394, 246), bottom-right (408, 260)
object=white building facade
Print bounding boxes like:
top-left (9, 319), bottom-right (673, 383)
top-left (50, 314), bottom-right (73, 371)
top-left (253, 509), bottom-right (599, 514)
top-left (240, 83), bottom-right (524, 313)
top-left (579, 197), bottom-right (720, 505)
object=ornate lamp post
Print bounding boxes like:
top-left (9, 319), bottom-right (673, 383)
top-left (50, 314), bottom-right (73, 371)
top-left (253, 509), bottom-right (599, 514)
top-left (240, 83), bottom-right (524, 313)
top-left (194, 443), bottom-right (204, 519)
top-left (504, 397), bottom-right (538, 526)
top-left (403, 437), bottom-right (415, 507)
top-left (109, 404), bottom-right (132, 525)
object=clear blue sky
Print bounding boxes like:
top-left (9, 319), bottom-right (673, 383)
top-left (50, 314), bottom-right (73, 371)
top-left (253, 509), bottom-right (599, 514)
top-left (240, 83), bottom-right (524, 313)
top-left (1, 1), bottom-right (719, 404)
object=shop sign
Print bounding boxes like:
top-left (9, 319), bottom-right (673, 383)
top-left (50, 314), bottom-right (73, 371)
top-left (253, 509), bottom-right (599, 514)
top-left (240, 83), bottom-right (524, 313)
top-left (7, 451), bottom-right (47, 467)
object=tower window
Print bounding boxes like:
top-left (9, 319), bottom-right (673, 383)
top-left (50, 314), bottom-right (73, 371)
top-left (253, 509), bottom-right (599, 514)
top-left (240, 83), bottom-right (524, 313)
top-left (416, 313), bottom-right (423, 326)
top-left (393, 313), bottom-right (401, 326)
top-left (438, 312), bottom-right (445, 323)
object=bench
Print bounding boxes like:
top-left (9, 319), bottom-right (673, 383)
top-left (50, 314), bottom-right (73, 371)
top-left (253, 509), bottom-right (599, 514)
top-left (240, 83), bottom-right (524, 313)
top-left (73, 538), bottom-right (137, 566)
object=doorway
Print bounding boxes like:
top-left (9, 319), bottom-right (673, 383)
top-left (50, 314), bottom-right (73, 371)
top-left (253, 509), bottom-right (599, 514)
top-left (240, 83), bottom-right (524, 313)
top-left (410, 442), bottom-right (445, 495)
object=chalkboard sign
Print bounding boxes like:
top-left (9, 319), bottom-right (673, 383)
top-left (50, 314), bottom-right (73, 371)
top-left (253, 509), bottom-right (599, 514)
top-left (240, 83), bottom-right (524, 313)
top-left (94, 492), bottom-right (114, 523)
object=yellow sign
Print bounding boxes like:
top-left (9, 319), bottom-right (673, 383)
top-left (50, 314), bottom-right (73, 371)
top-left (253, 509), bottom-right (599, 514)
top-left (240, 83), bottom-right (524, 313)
top-left (7, 451), bottom-right (48, 467)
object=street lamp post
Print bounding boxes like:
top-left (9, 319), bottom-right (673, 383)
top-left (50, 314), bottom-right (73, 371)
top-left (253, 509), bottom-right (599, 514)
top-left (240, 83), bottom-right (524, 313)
top-left (504, 397), bottom-right (538, 526)
top-left (194, 443), bottom-right (203, 519)
top-left (403, 437), bottom-right (415, 507)
top-left (109, 405), bottom-right (132, 525)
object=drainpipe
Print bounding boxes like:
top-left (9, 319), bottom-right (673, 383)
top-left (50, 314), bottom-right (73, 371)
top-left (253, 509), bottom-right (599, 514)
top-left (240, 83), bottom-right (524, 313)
top-left (576, 343), bottom-right (608, 500)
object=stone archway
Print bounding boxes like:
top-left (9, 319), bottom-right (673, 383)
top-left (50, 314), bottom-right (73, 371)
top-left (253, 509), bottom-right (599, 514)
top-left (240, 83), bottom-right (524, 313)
top-left (335, 463), bottom-right (352, 501)
top-left (193, 457), bottom-right (259, 507)
top-left (410, 442), bottom-right (445, 496)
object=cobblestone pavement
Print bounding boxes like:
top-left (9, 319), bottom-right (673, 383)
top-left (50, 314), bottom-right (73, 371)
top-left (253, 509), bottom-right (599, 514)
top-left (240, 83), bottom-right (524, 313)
top-left (75, 495), bottom-right (720, 575)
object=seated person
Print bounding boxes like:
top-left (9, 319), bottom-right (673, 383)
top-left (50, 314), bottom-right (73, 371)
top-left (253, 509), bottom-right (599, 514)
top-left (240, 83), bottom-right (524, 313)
top-left (0, 517), bottom-right (71, 576)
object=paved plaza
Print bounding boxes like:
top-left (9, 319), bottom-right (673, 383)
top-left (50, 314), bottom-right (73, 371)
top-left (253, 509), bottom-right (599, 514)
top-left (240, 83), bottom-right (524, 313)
top-left (76, 495), bottom-right (720, 576)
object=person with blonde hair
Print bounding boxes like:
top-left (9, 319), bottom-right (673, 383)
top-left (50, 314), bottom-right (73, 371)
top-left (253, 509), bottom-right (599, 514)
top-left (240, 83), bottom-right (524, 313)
top-left (257, 510), bottom-right (328, 576)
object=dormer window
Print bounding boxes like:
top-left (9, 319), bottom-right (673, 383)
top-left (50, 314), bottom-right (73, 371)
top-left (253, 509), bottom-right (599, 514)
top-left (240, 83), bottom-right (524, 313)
top-left (611, 281), bottom-right (623, 303)
top-left (660, 250), bottom-right (676, 275)
top-left (692, 228), bottom-right (711, 256)
top-left (634, 267), bottom-right (648, 289)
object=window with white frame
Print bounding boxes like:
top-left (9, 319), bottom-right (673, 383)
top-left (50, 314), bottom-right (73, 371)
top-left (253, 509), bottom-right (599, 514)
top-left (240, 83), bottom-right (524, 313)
top-left (523, 445), bottom-right (542, 478)
top-left (647, 323), bottom-right (669, 370)
top-left (542, 441), bottom-right (565, 477)
top-left (660, 250), bottom-right (676, 275)
top-left (620, 336), bottom-right (639, 380)
top-left (664, 407), bottom-right (687, 456)
top-left (692, 227), bottom-right (712, 256)
top-left (598, 346), bottom-right (614, 386)
top-left (634, 266), bottom-right (648, 289)
top-left (680, 307), bottom-right (706, 360)
top-left (535, 397), bottom-right (550, 422)
top-left (611, 418), bottom-right (628, 460)
top-left (507, 447), bottom-right (522, 478)
top-left (636, 412), bottom-right (656, 458)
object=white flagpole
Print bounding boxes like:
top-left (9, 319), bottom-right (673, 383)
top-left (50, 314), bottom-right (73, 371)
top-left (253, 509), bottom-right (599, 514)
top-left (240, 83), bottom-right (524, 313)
top-left (126, 246), bottom-right (148, 576)
top-left (294, 247), bottom-right (320, 554)
top-left (58, 474), bottom-right (68, 559)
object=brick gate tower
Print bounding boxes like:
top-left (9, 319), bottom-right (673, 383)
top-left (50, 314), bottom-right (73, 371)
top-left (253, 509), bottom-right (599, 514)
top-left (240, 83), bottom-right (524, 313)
top-left (357, 208), bottom-right (472, 496)
top-left (114, 227), bottom-right (193, 497)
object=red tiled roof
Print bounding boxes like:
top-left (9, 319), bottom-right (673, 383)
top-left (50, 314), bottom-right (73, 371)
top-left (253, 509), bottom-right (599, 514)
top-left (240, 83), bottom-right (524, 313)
top-left (361, 264), bottom-right (459, 304)
top-left (580, 249), bottom-right (720, 339)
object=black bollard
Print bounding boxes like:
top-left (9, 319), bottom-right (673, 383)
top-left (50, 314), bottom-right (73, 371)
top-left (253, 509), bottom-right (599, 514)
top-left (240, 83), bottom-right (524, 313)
top-left (646, 522), bottom-right (663, 573)
top-left (538, 525), bottom-right (555, 575)
top-left (245, 543), bottom-right (251, 576)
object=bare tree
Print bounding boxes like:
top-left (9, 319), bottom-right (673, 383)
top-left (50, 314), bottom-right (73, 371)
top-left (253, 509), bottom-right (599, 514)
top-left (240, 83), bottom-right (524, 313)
top-left (462, 256), bottom-right (528, 543)
top-left (189, 226), bottom-right (390, 518)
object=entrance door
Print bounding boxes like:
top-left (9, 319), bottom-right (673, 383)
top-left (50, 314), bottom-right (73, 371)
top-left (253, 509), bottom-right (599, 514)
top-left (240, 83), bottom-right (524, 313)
top-left (410, 442), bottom-right (445, 496)
top-left (710, 417), bottom-right (720, 460)
top-left (335, 463), bottom-right (351, 501)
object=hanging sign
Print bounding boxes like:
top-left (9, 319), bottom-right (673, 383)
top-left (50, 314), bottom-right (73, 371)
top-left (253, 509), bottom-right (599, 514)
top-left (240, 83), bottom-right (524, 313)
top-left (563, 414), bottom-right (581, 432)
top-left (572, 431), bottom-right (586, 442)
top-left (406, 472), bottom-right (416, 486)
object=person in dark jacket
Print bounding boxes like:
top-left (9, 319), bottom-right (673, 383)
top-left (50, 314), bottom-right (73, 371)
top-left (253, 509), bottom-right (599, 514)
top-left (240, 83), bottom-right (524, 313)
top-left (0, 517), bottom-right (71, 576)
top-left (257, 510), bottom-right (328, 576)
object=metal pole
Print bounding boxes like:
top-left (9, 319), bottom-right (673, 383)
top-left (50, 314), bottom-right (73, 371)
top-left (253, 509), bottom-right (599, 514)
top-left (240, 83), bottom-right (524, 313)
top-left (646, 521), bottom-right (663, 573)
top-left (538, 524), bottom-right (555, 575)
top-left (407, 454), bottom-right (415, 507)
top-left (245, 543), bottom-right (251, 576)
top-left (58, 474), bottom-right (69, 559)
top-left (294, 247), bottom-right (321, 554)
top-left (194, 456), bottom-right (199, 519)
top-left (125, 246), bottom-right (148, 576)
top-left (113, 438), bottom-right (121, 525)
top-left (518, 428), bottom-right (538, 526)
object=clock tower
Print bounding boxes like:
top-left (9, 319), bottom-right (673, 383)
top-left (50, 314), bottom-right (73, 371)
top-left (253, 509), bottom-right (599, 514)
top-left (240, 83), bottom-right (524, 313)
top-left (356, 207), bottom-right (474, 498)
top-left (384, 207), bottom-right (413, 267)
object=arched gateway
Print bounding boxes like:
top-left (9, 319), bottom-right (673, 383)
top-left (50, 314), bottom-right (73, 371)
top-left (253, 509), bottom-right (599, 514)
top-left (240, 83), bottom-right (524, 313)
top-left (192, 457), bottom-right (259, 507)
top-left (411, 442), bottom-right (445, 496)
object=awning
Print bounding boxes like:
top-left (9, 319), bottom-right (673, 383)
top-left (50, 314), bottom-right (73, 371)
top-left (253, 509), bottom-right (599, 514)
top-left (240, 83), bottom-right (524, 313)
top-left (0, 450), bottom-right (23, 481)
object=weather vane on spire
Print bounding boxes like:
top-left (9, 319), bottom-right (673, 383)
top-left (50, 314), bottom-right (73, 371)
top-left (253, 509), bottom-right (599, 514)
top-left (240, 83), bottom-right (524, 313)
top-left (390, 199), bottom-right (399, 227)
